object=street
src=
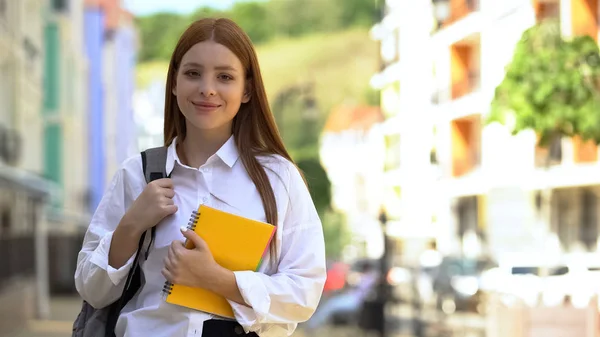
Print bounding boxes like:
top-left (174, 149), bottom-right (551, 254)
top-left (8, 296), bottom-right (486, 337)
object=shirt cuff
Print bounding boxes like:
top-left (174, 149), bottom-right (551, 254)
top-left (228, 271), bottom-right (270, 331)
top-left (88, 231), bottom-right (136, 286)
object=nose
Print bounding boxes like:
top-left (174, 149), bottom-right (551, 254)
top-left (198, 77), bottom-right (216, 97)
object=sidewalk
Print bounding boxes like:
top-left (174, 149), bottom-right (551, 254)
top-left (10, 295), bottom-right (418, 337)
top-left (11, 295), bottom-right (81, 337)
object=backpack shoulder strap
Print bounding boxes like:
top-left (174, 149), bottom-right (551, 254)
top-left (102, 147), bottom-right (171, 336)
top-left (139, 146), bottom-right (169, 261)
top-left (141, 146), bottom-right (169, 183)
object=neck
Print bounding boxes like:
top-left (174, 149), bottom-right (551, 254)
top-left (180, 125), bottom-right (232, 168)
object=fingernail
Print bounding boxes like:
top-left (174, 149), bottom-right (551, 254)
top-left (180, 226), bottom-right (187, 232)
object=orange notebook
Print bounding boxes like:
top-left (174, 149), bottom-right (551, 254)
top-left (161, 205), bottom-right (276, 318)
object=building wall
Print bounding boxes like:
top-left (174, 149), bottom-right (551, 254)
top-left (373, 0), bottom-right (600, 260)
top-left (16, 0), bottom-right (45, 174)
top-left (59, 0), bottom-right (90, 223)
top-left (104, 18), bottom-right (138, 182)
top-left (103, 32), bottom-right (118, 183)
top-left (320, 122), bottom-right (386, 259)
top-left (114, 22), bottom-right (139, 166)
top-left (434, 0), bottom-right (600, 258)
top-left (85, 7), bottom-right (106, 212)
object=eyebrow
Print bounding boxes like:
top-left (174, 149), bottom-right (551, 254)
top-left (182, 62), bottom-right (238, 72)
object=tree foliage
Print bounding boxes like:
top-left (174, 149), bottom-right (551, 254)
top-left (135, 0), bottom-right (379, 62)
top-left (488, 19), bottom-right (600, 146)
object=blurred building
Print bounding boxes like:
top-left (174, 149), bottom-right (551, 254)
top-left (370, 0), bottom-right (440, 264)
top-left (0, 0), bottom-right (139, 333)
top-left (86, 0), bottom-right (139, 213)
top-left (371, 0), bottom-right (600, 263)
top-left (0, 0), bottom-right (53, 333)
top-left (320, 106), bottom-right (386, 259)
top-left (45, 0), bottom-right (90, 224)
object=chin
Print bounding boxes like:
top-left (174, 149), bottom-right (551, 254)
top-left (188, 120), bottom-right (230, 132)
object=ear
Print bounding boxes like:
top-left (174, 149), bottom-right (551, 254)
top-left (171, 71), bottom-right (178, 96)
top-left (242, 81), bottom-right (252, 104)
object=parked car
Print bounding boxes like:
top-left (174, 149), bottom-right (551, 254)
top-left (430, 255), bottom-right (497, 314)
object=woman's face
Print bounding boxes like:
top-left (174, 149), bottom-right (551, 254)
top-left (172, 40), bottom-right (250, 136)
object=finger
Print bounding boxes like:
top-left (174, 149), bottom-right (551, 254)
top-left (164, 255), bottom-right (175, 272)
top-left (153, 178), bottom-right (174, 189)
top-left (161, 267), bottom-right (174, 283)
top-left (162, 188), bottom-right (175, 199)
top-left (162, 204), bottom-right (178, 215)
top-left (170, 240), bottom-right (180, 259)
top-left (180, 226), bottom-right (207, 251)
top-left (162, 196), bottom-right (175, 206)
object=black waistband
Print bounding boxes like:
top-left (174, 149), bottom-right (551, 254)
top-left (201, 319), bottom-right (258, 337)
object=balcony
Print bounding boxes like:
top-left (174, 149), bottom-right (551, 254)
top-left (534, 0), bottom-right (560, 23)
top-left (453, 70), bottom-right (480, 99)
top-left (439, 0), bottom-right (480, 28)
top-left (571, 0), bottom-right (598, 38)
top-left (451, 116), bottom-right (481, 178)
top-left (452, 148), bottom-right (480, 177)
top-left (432, 70), bottom-right (480, 104)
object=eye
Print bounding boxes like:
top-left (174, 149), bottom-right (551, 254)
top-left (185, 70), bottom-right (200, 77)
top-left (218, 74), bottom-right (234, 81)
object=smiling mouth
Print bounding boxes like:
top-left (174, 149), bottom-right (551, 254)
top-left (192, 102), bottom-right (221, 108)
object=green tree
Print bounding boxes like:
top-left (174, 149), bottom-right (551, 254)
top-left (336, 0), bottom-right (380, 28)
top-left (488, 19), bottom-right (600, 146)
top-left (267, 0), bottom-right (342, 37)
top-left (229, 2), bottom-right (273, 44)
top-left (297, 157), bottom-right (331, 216)
top-left (135, 0), bottom-right (380, 61)
top-left (136, 13), bottom-right (189, 62)
top-left (487, 19), bottom-right (600, 246)
top-left (321, 210), bottom-right (350, 260)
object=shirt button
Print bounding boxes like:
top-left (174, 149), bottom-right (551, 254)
top-left (202, 197), bottom-right (208, 203)
top-left (234, 326), bottom-right (243, 335)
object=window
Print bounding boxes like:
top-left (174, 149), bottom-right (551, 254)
top-left (0, 207), bottom-right (10, 237)
top-left (579, 189), bottom-right (598, 250)
top-left (511, 267), bottom-right (540, 276)
top-left (0, 0), bottom-right (6, 18)
top-left (52, 0), bottom-right (68, 12)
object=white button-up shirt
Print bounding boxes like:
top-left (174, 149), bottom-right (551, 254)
top-left (74, 136), bottom-right (327, 337)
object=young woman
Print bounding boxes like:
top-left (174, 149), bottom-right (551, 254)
top-left (75, 18), bottom-right (326, 337)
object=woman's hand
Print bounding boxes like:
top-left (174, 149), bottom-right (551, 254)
top-left (162, 227), bottom-right (251, 306)
top-left (162, 227), bottom-right (221, 289)
top-left (120, 178), bottom-right (178, 236)
top-left (110, 178), bottom-right (177, 269)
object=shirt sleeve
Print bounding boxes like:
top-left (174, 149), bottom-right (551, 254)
top-left (74, 161), bottom-right (140, 309)
top-left (227, 161), bottom-right (327, 336)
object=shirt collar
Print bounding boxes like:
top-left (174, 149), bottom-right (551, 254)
top-left (215, 135), bottom-right (240, 168)
top-left (165, 135), bottom-right (239, 175)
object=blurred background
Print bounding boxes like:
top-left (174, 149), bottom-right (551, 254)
top-left (3, 0), bottom-right (600, 336)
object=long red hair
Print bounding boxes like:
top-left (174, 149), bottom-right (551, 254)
top-left (164, 18), bottom-right (296, 255)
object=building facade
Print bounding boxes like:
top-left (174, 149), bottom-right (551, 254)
top-left (372, 0), bottom-right (600, 263)
top-left (0, 0), bottom-right (53, 333)
top-left (320, 106), bottom-right (386, 259)
top-left (86, 0), bottom-right (138, 213)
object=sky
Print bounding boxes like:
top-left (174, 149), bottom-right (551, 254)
top-left (123, 0), bottom-right (240, 16)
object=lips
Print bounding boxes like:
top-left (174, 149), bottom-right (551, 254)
top-left (192, 101), bottom-right (221, 108)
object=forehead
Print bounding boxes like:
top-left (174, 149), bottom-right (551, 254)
top-left (180, 41), bottom-right (243, 70)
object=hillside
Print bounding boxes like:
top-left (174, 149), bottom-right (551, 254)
top-left (135, 28), bottom-right (379, 121)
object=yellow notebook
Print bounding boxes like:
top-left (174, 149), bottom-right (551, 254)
top-left (161, 205), bottom-right (276, 318)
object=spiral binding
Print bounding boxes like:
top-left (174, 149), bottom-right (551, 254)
top-left (161, 210), bottom-right (201, 297)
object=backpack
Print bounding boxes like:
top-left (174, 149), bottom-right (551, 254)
top-left (72, 147), bottom-right (168, 337)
